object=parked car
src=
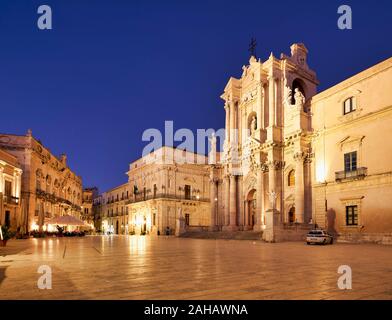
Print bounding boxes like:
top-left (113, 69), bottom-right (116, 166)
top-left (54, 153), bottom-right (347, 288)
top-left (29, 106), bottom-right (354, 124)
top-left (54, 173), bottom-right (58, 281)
top-left (306, 230), bottom-right (334, 245)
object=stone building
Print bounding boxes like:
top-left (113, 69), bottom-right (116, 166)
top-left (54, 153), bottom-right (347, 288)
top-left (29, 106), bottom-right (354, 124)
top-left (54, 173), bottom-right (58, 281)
top-left (93, 43), bottom-right (391, 243)
top-left (98, 147), bottom-right (212, 235)
top-left (101, 183), bottom-right (130, 234)
top-left (0, 130), bottom-right (83, 232)
top-left (92, 194), bottom-right (103, 231)
top-left (0, 149), bottom-right (22, 230)
top-left (82, 187), bottom-right (98, 228)
top-left (208, 43), bottom-right (392, 243)
top-left (210, 43), bottom-right (318, 233)
top-left (311, 57), bottom-right (392, 243)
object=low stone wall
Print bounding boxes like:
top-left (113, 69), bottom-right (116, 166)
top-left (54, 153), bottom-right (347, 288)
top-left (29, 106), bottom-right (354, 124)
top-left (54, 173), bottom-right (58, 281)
top-left (337, 233), bottom-right (392, 245)
top-left (272, 224), bottom-right (312, 242)
top-left (184, 226), bottom-right (210, 232)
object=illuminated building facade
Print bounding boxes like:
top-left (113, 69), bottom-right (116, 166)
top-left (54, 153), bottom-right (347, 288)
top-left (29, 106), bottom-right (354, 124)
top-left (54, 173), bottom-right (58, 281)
top-left (0, 130), bottom-right (83, 232)
top-left (99, 147), bottom-right (212, 235)
top-left (0, 149), bottom-right (22, 230)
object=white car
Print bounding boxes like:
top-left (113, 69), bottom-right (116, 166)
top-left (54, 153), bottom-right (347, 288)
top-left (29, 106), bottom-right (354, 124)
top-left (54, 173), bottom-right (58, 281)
top-left (306, 230), bottom-right (334, 245)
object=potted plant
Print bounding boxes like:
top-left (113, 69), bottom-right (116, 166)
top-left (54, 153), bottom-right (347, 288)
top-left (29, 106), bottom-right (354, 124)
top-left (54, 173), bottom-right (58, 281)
top-left (0, 226), bottom-right (16, 247)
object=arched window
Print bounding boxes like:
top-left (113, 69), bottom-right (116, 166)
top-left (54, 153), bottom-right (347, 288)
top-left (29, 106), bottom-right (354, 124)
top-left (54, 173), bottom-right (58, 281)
top-left (36, 169), bottom-right (42, 190)
top-left (46, 175), bottom-right (52, 193)
top-left (288, 170), bottom-right (295, 186)
top-left (343, 97), bottom-right (356, 115)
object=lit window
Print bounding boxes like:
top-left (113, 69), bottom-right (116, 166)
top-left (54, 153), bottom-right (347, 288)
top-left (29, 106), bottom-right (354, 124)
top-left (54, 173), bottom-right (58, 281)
top-left (343, 97), bottom-right (356, 115)
top-left (288, 170), bottom-right (295, 186)
top-left (346, 205), bottom-right (358, 226)
top-left (344, 151), bottom-right (357, 172)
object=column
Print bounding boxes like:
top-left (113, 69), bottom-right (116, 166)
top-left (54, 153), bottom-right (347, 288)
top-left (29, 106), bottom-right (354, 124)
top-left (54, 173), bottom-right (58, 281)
top-left (244, 200), bottom-right (249, 227)
top-left (224, 104), bottom-right (230, 143)
top-left (229, 101), bottom-right (236, 143)
top-left (229, 174), bottom-right (237, 227)
top-left (13, 169), bottom-right (22, 200)
top-left (294, 152), bottom-right (305, 223)
top-left (268, 76), bottom-right (276, 127)
top-left (254, 167), bottom-right (264, 230)
top-left (224, 175), bottom-right (230, 226)
top-left (268, 161), bottom-right (276, 198)
top-left (257, 83), bottom-right (264, 130)
top-left (209, 178), bottom-right (217, 230)
top-left (0, 165), bottom-right (4, 194)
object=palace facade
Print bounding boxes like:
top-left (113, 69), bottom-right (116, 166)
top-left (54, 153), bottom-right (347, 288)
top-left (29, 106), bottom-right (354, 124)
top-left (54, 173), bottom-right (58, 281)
top-left (0, 130), bottom-right (83, 232)
top-left (81, 187), bottom-right (98, 228)
top-left (98, 147), bottom-right (212, 235)
top-left (0, 149), bottom-right (22, 230)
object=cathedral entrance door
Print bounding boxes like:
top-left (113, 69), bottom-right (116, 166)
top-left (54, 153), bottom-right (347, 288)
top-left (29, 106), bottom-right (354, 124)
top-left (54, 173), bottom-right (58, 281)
top-left (246, 190), bottom-right (257, 228)
top-left (289, 207), bottom-right (296, 224)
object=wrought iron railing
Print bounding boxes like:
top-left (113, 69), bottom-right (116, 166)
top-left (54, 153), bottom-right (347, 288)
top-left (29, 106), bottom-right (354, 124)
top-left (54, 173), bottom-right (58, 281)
top-left (35, 189), bottom-right (82, 211)
top-left (125, 193), bottom-right (210, 205)
top-left (3, 195), bottom-right (19, 205)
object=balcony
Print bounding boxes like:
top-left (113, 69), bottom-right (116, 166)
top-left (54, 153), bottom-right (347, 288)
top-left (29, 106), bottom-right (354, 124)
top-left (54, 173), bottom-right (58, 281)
top-left (3, 196), bottom-right (19, 205)
top-left (125, 193), bottom-right (210, 205)
top-left (335, 167), bottom-right (367, 182)
top-left (35, 189), bottom-right (82, 211)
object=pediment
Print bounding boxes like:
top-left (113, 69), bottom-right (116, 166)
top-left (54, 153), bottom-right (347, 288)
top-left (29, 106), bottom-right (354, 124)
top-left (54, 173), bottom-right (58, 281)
top-left (338, 135), bottom-right (365, 150)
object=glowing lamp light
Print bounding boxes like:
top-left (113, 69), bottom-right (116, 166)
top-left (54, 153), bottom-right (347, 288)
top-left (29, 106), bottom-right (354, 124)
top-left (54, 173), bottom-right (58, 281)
top-left (316, 161), bottom-right (327, 183)
top-left (31, 222), bottom-right (39, 231)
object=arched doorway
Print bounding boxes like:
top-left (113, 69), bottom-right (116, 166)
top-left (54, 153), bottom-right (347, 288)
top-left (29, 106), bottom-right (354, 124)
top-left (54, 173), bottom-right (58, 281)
top-left (116, 220), bottom-right (119, 234)
top-left (246, 190), bottom-right (257, 228)
top-left (288, 207), bottom-right (296, 224)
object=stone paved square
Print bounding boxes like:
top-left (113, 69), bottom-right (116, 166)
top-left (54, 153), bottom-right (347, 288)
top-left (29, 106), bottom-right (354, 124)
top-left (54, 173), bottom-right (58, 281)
top-left (0, 236), bottom-right (391, 300)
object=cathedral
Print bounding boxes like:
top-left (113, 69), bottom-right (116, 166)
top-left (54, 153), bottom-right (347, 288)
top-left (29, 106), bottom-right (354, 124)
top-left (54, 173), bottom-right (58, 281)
top-left (95, 43), bottom-right (392, 244)
top-left (208, 43), bottom-right (392, 243)
top-left (210, 43), bottom-right (318, 232)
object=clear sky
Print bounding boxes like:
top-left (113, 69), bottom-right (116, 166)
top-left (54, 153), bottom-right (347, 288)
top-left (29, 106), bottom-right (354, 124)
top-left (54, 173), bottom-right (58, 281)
top-left (0, 0), bottom-right (391, 192)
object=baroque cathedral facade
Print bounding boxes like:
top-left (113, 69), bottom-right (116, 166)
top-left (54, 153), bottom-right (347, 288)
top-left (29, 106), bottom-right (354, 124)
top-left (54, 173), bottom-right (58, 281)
top-left (211, 43), bottom-right (317, 232)
top-left (209, 43), bottom-right (392, 243)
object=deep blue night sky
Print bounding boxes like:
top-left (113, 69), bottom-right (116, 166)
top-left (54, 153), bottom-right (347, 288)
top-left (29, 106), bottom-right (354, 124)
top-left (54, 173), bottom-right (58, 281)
top-left (0, 0), bottom-right (391, 192)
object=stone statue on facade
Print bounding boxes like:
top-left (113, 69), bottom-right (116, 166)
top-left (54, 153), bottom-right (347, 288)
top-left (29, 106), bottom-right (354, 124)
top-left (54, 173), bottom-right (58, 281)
top-left (267, 191), bottom-right (277, 210)
top-left (294, 88), bottom-right (305, 108)
top-left (251, 116), bottom-right (257, 134)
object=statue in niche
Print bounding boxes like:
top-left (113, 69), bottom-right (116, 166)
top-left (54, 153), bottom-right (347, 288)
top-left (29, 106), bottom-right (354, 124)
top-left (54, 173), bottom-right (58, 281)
top-left (250, 116), bottom-right (257, 134)
top-left (294, 88), bottom-right (306, 108)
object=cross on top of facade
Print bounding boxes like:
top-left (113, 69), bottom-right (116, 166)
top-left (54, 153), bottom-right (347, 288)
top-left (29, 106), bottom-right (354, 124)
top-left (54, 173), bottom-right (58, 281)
top-left (248, 38), bottom-right (257, 57)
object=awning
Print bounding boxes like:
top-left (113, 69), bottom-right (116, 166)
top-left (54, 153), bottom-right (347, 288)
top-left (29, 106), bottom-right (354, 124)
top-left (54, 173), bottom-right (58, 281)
top-left (47, 215), bottom-right (86, 226)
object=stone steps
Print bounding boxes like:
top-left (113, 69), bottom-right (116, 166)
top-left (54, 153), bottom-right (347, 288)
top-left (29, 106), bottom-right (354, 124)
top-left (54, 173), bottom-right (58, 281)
top-left (180, 230), bottom-right (263, 240)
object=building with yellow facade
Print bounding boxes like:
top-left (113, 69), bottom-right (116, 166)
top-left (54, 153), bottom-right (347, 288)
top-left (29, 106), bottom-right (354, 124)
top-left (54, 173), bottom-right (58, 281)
top-left (0, 130), bottom-right (83, 233)
top-left (0, 149), bottom-right (22, 231)
top-left (94, 44), bottom-right (391, 243)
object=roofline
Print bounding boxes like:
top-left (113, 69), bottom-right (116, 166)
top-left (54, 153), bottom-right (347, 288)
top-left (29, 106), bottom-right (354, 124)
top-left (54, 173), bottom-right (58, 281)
top-left (311, 56), bottom-right (392, 103)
